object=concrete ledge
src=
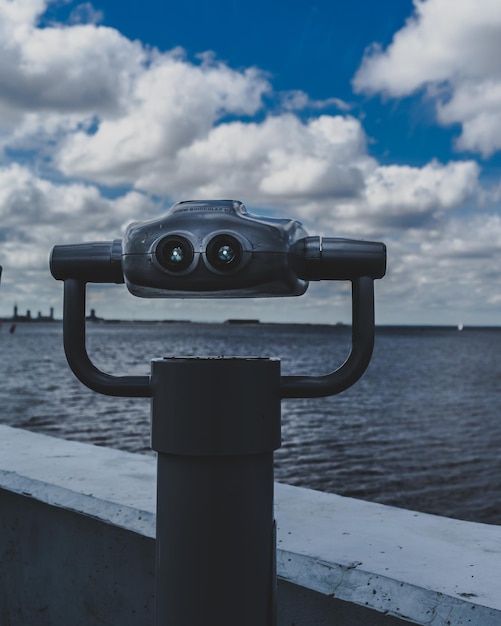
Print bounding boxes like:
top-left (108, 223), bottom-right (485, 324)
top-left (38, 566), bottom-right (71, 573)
top-left (276, 485), bottom-right (501, 624)
top-left (1, 424), bottom-right (501, 625)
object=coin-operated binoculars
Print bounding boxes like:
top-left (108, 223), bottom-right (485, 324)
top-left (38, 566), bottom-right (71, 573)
top-left (51, 200), bottom-right (386, 626)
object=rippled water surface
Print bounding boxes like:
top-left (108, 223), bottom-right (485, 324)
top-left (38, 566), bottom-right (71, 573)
top-left (1, 321), bottom-right (501, 524)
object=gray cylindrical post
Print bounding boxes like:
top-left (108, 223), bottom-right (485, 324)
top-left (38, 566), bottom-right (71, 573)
top-left (151, 357), bottom-right (281, 626)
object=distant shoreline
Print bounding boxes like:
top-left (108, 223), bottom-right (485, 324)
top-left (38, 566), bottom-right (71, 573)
top-left (1, 318), bottom-right (500, 331)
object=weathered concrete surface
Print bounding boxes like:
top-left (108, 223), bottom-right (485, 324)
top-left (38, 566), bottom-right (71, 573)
top-left (1, 424), bottom-right (501, 625)
top-left (0, 489), bottom-right (155, 626)
top-left (275, 484), bottom-right (501, 624)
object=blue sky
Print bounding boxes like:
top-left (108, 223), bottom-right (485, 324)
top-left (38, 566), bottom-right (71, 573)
top-left (1, 0), bottom-right (501, 325)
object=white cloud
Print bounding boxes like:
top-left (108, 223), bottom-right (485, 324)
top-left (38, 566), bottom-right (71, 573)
top-left (362, 159), bottom-right (480, 226)
top-left (0, 1), bottom-right (366, 206)
top-left (0, 0), bottom-right (483, 221)
top-left (54, 52), bottom-right (271, 187)
top-left (0, 163), bottom-right (158, 264)
top-left (155, 114), bottom-right (375, 203)
top-left (280, 90), bottom-right (352, 112)
top-left (437, 82), bottom-right (501, 156)
top-left (0, 162), bottom-right (151, 219)
top-left (0, 0), bottom-right (46, 28)
top-left (379, 212), bottom-right (501, 320)
top-left (0, 0), bottom-right (498, 325)
top-left (0, 0), bottom-right (145, 144)
top-left (353, 0), bottom-right (501, 157)
top-left (68, 2), bottom-right (104, 25)
top-left (276, 159), bottom-right (481, 241)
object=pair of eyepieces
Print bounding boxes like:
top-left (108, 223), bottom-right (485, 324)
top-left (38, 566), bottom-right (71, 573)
top-left (155, 234), bottom-right (243, 274)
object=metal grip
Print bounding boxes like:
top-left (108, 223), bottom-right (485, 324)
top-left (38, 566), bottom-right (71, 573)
top-left (50, 240), bottom-right (124, 283)
top-left (62, 279), bottom-right (150, 397)
top-left (297, 237), bottom-right (386, 281)
top-left (280, 276), bottom-right (376, 398)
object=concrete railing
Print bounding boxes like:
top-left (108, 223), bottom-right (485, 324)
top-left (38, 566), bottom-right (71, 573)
top-left (1, 424), bottom-right (500, 625)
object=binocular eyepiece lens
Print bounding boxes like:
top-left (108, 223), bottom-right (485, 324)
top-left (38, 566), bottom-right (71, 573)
top-left (155, 236), bottom-right (194, 272)
top-left (217, 245), bottom-right (236, 264)
top-left (169, 246), bottom-right (184, 264)
top-left (206, 234), bottom-right (242, 272)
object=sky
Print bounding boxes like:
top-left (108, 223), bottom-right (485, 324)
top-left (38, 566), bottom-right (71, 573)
top-left (1, 0), bottom-right (501, 325)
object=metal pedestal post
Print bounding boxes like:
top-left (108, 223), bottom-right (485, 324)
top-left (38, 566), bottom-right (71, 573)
top-left (151, 357), bottom-right (281, 626)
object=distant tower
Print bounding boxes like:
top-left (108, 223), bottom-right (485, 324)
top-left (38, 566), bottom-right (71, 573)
top-left (13, 304), bottom-right (18, 319)
top-left (50, 307), bottom-right (54, 320)
top-left (26, 310), bottom-right (31, 320)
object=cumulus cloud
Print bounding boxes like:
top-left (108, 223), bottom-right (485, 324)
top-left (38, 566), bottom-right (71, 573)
top-left (0, 163), bottom-right (156, 239)
top-left (0, 161), bottom-right (159, 314)
top-left (379, 212), bottom-right (501, 321)
top-left (53, 52), bottom-right (271, 188)
top-left (0, 0), bottom-right (498, 324)
top-left (0, 0), bottom-right (482, 218)
top-left (361, 159), bottom-right (480, 227)
top-left (148, 114), bottom-right (375, 202)
top-left (276, 159), bottom-right (481, 241)
top-left (353, 0), bottom-right (501, 157)
top-left (0, 0), bottom-right (145, 143)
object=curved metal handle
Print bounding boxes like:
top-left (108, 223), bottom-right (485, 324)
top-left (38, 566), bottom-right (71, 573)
top-left (280, 276), bottom-right (375, 398)
top-left (63, 279), bottom-right (151, 397)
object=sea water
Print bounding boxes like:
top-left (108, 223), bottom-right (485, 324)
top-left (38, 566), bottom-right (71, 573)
top-left (1, 321), bottom-right (500, 524)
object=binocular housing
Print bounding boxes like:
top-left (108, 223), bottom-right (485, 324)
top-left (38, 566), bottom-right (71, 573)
top-left (50, 200), bottom-right (386, 297)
